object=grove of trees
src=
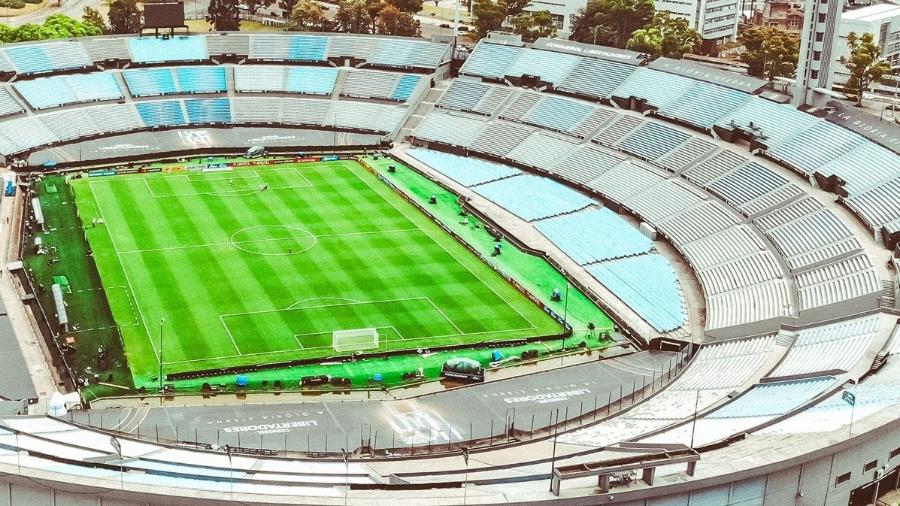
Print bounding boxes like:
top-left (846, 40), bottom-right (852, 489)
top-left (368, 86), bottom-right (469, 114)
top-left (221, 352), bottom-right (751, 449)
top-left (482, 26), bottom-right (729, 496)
top-left (0, 13), bottom-right (102, 42)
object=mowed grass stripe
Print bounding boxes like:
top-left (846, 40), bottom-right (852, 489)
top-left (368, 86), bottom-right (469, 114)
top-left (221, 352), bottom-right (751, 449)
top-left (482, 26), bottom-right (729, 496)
top-left (103, 179), bottom-right (221, 365)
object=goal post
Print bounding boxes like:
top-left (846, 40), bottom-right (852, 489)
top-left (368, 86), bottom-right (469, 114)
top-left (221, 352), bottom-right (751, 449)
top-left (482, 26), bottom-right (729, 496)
top-left (333, 328), bottom-right (379, 353)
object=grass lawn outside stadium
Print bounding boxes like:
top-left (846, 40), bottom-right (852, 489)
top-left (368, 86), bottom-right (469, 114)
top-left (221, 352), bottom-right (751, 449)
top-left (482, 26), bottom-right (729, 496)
top-left (67, 158), bottom-right (583, 390)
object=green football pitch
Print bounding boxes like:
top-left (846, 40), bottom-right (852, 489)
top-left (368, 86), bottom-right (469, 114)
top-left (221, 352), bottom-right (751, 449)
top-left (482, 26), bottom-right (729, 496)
top-left (71, 160), bottom-right (562, 388)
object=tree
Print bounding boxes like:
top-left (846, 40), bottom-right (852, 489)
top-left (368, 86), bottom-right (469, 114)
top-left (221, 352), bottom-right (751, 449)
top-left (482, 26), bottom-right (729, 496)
top-left (472, 0), bottom-right (506, 39)
top-left (41, 13), bottom-right (104, 37)
top-left (504, 0), bottom-right (530, 16)
top-left (287, 0), bottom-right (328, 30)
top-left (335, 0), bottom-right (372, 33)
top-left (278, 0), bottom-right (298, 19)
top-left (840, 32), bottom-right (892, 106)
top-left (626, 11), bottom-right (699, 58)
top-left (243, 0), bottom-right (274, 15)
top-left (511, 10), bottom-right (555, 41)
top-left (376, 4), bottom-right (420, 35)
top-left (82, 6), bottom-right (108, 33)
top-left (206, 0), bottom-right (242, 31)
top-left (384, 0), bottom-right (422, 14)
top-left (738, 25), bottom-right (799, 81)
top-left (569, 0), bottom-right (653, 48)
top-left (106, 0), bottom-right (142, 34)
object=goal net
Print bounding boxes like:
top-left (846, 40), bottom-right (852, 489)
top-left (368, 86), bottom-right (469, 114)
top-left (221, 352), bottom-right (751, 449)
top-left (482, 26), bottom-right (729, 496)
top-left (333, 328), bottom-right (379, 353)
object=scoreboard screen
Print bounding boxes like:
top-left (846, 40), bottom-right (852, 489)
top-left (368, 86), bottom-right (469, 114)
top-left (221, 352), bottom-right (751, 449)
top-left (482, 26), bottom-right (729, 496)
top-left (143, 2), bottom-right (186, 29)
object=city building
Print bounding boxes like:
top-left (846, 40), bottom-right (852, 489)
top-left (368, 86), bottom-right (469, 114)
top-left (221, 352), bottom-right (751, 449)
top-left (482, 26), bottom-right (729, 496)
top-left (752, 0), bottom-right (806, 33)
top-left (830, 2), bottom-right (900, 88)
top-left (655, 0), bottom-right (742, 48)
top-left (795, 0), bottom-right (845, 103)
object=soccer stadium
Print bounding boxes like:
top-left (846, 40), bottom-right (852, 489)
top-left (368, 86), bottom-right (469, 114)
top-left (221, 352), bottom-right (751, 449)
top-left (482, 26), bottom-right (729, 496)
top-left (0, 26), bottom-right (897, 506)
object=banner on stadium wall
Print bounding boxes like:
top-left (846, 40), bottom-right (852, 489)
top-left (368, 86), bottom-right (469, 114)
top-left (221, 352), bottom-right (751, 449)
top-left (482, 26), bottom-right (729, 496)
top-left (140, 167), bottom-right (162, 173)
top-left (825, 101), bottom-right (900, 155)
top-left (88, 169), bottom-right (117, 177)
top-left (531, 38), bottom-right (645, 65)
top-left (648, 58), bottom-right (768, 93)
top-left (116, 167), bottom-right (139, 175)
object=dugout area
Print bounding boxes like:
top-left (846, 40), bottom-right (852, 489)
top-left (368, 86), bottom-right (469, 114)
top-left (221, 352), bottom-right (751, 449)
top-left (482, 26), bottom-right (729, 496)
top-left (22, 155), bottom-right (617, 397)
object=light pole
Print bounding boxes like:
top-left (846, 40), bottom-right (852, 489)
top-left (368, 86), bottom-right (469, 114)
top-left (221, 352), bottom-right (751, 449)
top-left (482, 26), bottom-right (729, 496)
top-left (110, 436), bottom-right (123, 490)
top-left (341, 447), bottom-right (350, 506)
top-left (158, 318), bottom-right (165, 396)
top-left (461, 446), bottom-right (470, 505)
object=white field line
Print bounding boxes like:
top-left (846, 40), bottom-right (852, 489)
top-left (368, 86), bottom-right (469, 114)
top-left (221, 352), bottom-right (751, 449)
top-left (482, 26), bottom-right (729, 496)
top-left (86, 181), bottom-right (160, 363)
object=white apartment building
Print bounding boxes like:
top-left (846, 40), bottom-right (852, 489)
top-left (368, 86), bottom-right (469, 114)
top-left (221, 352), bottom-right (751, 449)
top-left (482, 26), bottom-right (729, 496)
top-left (829, 3), bottom-right (900, 88)
top-left (654, 0), bottom-right (741, 46)
top-left (795, 0), bottom-right (845, 104)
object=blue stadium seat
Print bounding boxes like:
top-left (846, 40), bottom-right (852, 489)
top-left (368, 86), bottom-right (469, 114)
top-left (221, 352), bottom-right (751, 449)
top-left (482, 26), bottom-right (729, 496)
top-left (288, 35), bottom-right (328, 61)
top-left (587, 254), bottom-right (686, 332)
top-left (185, 97), bottom-right (232, 124)
top-left (459, 42), bottom-right (522, 79)
top-left (709, 378), bottom-right (836, 418)
top-left (135, 100), bottom-right (187, 126)
top-left (536, 209), bottom-right (653, 265)
top-left (175, 66), bottom-right (227, 94)
top-left (525, 96), bottom-right (593, 133)
top-left (14, 78), bottom-right (76, 109)
top-left (124, 68), bottom-right (178, 97)
top-left (474, 174), bottom-right (595, 221)
top-left (128, 36), bottom-right (208, 63)
top-left (285, 66), bottom-right (339, 95)
top-left (407, 148), bottom-right (521, 186)
top-left (391, 74), bottom-right (420, 101)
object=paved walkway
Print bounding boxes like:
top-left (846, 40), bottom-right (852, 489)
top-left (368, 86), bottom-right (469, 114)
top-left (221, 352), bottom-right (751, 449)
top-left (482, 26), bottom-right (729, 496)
top-left (0, 172), bottom-right (58, 412)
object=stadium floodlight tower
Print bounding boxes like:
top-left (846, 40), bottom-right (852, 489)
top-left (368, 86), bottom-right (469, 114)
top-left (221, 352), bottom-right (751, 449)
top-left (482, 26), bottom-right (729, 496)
top-left (333, 328), bottom-right (380, 353)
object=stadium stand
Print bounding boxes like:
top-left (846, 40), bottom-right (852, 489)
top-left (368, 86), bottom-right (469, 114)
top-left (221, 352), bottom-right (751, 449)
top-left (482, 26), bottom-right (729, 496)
top-left (184, 98), bottom-right (232, 124)
top-left (124, 66), bottom-right (226, 97)
top-left (340, 69), bottom-right (423, 101)
top-left (655, 81), bottom-right (750, 130)
top-left (123, 68), bottom-right (179, 97)
top-left (611, 67), bottom-right (695, 109)
top-left (128, 36), bottom-right (209, 63)
top-left (435, 79), bottom-right (491, 113)
top-left (536, 208), bottom-right (653, 265)
top-left (81, 37), bottom-right (131, 62)
top-left (644, 377), bottom-right (838, 446)
top-left (250, 34), bottom-right (327, 61)
top-left (473, 174), bottom-right (595, 221)
top-left (175, 66), bottom-right (228, 94)
top-left (506, 131), bottom-right (579, 169)
top-left (615, 122), bottom-right (691, 162)
top-left (557, 57), bottom-right (636, 100)
top-left (522, 95), bottom-right (593, 134)
top-left (560, 335), bottom-right (778, 447)
top-left (2, 41), bottom-right (92, 75)
top-left (206, 34), bottom-right (250, 57)
top-left (470, 121), bottom-right (535, 158)
top-left (135, 100), bottom-right (187, 127)
top-left (657, 138), bottom-right (719, 173)
top-left (406, 148), bottom-right (521, 186)
top-left (767, 121), bottom-right (867, 175)
top-left (817, 142), bottom-right (900, 195)
top-left (587, 254), bottom-right (686, 332)
top-left (409, 111), bottom-right (487, 148)
top-left (506, 48), bottom-right (580, 85)
top-left (714, 96), bottom-right (818, 147)
top-left (458, 41), bottom-right (522, 79)
top-left (234, 65), bottom-right (339, 95)
top-left (770, 315), bottom-right (879, 377)
top-left (845, 176), bottom-right (900, 232)
top-left (368, 37), bottom-right (449, 69)
top-left (0, 88), bottom-right (23, 118)
top-left (550, 144), bottom-right (626, 184)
